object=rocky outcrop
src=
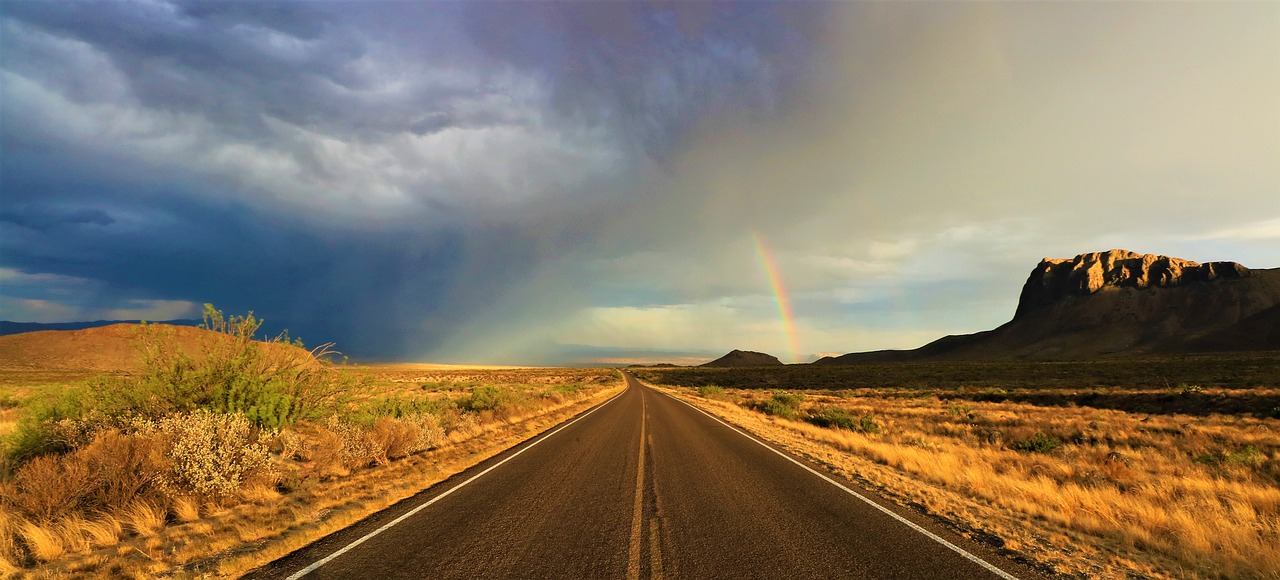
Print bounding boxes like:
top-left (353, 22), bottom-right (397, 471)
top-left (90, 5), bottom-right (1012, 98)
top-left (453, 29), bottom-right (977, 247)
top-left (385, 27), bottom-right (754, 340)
top-left (1015, 250), bottom-right (1250, 319)
top-left (818, 250), bottom-right (1280, 363)
top-left (701, 349), bottom-right (784, 367)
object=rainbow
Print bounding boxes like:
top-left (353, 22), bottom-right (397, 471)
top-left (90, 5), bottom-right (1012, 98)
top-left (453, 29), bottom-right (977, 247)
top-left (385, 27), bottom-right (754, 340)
top-left (752, 232), bottom-right (801, 363)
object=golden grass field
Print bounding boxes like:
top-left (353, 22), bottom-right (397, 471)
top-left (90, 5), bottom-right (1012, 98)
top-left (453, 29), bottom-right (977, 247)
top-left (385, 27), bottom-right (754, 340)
top-left (0, 363), bottom-right (623, 578)
top-left (634, 361), bottom-right (1280, 580)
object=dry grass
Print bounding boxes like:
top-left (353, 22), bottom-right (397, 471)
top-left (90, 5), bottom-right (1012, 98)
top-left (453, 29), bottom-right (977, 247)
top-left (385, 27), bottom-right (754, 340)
top-left (655, 381), bottom-right (1280, 579)
top-left (0, 366), bottom-right (623, 577)
top-left (170, 497), bottom-right (201, 523)
top-left (123, 502), bottom-right (167, 538)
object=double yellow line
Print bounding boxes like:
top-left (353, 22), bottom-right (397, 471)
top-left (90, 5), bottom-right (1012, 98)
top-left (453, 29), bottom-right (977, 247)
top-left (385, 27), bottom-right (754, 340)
top-left (627, 391), bottom-right (663, 580)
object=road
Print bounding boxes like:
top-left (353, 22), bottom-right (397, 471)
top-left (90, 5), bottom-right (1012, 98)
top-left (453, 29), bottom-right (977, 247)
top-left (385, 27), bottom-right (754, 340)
top-left (248, 372), bottom-right (1038, 579)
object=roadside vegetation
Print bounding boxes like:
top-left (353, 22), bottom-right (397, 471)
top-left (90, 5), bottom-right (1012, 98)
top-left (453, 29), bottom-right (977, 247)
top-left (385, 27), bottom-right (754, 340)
top-left (636, 363), bottom-right (1280, 579)
top-left (0, 306), bottom-right (622, 577)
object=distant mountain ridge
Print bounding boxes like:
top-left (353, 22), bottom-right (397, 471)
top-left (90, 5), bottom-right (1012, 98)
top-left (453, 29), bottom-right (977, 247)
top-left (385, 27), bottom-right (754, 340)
top-left (702, 350), bottom-right (784, 367)
top-left (0, 319), bottom-right (200, 337)
top-left (818, 250), bottom-right (1280, 364)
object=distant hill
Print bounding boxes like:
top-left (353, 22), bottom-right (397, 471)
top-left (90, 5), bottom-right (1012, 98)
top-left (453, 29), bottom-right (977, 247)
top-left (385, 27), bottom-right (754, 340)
top-left (0, 323), bottom-right (315, 372)
top-left (0, 319), bottom-right (200, 337)
top-left (818, 250), bottom-right (1280, 364)
top-left (701, 350), bottom-right (784, 367)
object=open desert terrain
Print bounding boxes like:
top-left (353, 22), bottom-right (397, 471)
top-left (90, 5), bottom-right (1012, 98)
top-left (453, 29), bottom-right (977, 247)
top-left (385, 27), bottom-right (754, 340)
top-left (633, 359), bottom-right (1280, 579)
top-left (0, 319), bottom-right (622, 577)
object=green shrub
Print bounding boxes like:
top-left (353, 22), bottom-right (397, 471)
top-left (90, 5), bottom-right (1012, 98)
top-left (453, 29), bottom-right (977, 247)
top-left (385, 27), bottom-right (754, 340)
top-left (805, 407), bottom-right (881, 434)
top-left (347, 397), bottom-right (455, 427)
top-left (1010, 432), bottom-right (1062, 454)
top-left (696, 385), bottom-right (726, 398)
top-left (465, 385), bottom-right (511, 412)
top-left (549, 383), bottom-right (587, 397)
top-left (36, 305), bottom-right (354, 436)
top-left (4, 390), bottom-right (92, 465)
top-left (752, 391), bottom-right (805, 419)
top-left (1225, 446), bottom-right (1265, 467)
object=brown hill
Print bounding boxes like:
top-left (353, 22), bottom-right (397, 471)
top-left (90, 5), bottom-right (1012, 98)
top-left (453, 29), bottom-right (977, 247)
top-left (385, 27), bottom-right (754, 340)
top-left (701, 350), bottom-right (784, 367)
top-left (819, 250), bottom-right (1280, 363)
top-left (0, 323), bottom-right (315, 372)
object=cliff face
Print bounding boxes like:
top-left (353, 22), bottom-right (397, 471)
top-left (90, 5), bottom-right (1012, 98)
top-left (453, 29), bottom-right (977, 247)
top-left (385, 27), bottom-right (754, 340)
top-left (1015, 250), bottom-right (1250, 319)
top-left (819, 250), bottom-right (1280, 364)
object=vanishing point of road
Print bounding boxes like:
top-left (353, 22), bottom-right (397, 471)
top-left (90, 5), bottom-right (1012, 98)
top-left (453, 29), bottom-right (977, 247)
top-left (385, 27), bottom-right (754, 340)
top-left (248, 372), bottom-right (1043, 579)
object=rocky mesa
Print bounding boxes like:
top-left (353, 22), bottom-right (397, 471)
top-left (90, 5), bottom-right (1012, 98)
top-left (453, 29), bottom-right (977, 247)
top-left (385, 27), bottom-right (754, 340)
top-left (1014, 249), bottom-right (1251, 319)
top-left (819, 249), bottom-right (1280, 363)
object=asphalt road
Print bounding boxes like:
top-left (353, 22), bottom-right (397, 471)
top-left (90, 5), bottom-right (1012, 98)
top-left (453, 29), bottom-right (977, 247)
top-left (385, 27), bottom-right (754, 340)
top-left (247, 373), bottom-right (1040, 579)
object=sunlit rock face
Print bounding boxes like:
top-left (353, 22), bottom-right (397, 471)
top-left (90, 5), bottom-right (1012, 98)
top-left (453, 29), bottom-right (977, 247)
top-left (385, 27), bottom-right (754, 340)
top-left (821, 250), bottom-right (1280, 363)
top-left (1015, 250), bottom-right (1251, 320)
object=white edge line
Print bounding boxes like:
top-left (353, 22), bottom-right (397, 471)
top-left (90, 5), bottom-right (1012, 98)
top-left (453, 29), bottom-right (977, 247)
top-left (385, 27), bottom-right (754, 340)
top-left (285, 388), bottom-right (628, 579)
top-left (641, 379), bottom-right (1020, 580)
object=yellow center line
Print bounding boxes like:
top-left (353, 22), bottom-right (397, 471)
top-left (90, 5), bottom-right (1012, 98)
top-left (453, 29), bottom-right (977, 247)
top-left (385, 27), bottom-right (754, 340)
top-left (627, 392), bottom-right (647, 580)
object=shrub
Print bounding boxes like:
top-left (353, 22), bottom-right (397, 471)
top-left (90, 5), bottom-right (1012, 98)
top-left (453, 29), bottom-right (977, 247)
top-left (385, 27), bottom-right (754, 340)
top-left (697, 385), bottom-right (726, 398)
top-left (77, 430), bottom-right (165, 513)
top-left (466, 386), bottom-right (510, 412)
top-left (4, 391), bottom-right (92, 465)
top-left (367, 414), bottom-right (447, 464)
top-left (549, 383), bottom-right (587, 397)
top-left (752, 391), bottom-right (805, 419)
top-left (316, 416), bottom-right (379, 472)
top-left (1011, 431), bottom-right (1062, 454)
top-left (1178, 383), bottom-right (1204, 395)
top-left (7, 455), bottom-right (93, 521)
top-left (153, 410), bottom-right (272, 500)
top-left (82, 305), bottom-right (352, 430)
top-left (348, 397), bottom-right (454, 426)
top-left (3, 427), bottom-right (166, 522)
top-left (1225, 446), bottom-right (1265, 467)
top-left (806, 407), bottom-right (881, 434)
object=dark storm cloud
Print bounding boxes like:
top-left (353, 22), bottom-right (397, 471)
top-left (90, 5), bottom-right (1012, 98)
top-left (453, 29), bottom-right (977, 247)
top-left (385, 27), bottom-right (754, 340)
top-left (461, 2), bottom-right (816, 157)
top-left (3, 0), bottom-right (455, 141)
top-left (0, 207), bottom-right (114, 231)
top-left (1, 1), bottom-right (823, 358)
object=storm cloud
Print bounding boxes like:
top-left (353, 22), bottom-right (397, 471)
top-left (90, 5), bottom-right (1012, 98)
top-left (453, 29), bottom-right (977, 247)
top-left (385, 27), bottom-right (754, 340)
top-left (2, 2), bottom-right (1276, 363)
top-left (1, 1), bottom-right (822, 360)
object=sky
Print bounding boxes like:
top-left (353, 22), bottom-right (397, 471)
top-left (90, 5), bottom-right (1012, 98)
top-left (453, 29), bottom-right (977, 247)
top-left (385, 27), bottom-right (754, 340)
top-left (2, 1), bottom-right (1277, 365)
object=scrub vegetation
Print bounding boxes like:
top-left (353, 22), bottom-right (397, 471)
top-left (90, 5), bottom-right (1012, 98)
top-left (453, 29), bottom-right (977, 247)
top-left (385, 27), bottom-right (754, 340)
top-left (0, 308), bottom-right (622, 577)
top-left (636, 360), bottom-right (1280, 579)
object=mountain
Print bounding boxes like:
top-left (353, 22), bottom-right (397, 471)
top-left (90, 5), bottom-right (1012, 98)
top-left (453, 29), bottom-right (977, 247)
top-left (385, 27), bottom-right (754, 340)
top-left (0, 319), bottom-right (200, 337)
top-left (701, 350), bottom-right (784, 367)
top-left (818, 250), bottom-right (1280, 363)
